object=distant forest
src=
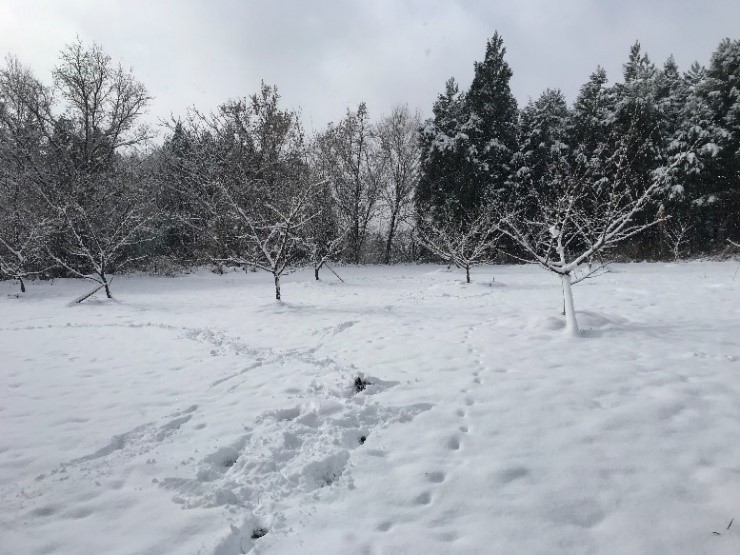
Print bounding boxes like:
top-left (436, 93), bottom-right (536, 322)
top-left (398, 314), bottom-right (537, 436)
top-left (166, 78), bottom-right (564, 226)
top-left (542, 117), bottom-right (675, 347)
top-left (1, 33), bottom-right (738, 297)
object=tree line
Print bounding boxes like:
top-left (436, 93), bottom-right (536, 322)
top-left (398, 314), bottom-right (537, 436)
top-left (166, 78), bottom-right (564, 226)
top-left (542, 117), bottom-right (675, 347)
top-left (1, 34), bottom-right (738, 302)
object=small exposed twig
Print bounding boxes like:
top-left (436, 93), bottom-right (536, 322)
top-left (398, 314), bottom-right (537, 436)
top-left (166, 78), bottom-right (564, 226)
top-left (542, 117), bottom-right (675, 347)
top-left (712, 517), bottom-right (734, 536)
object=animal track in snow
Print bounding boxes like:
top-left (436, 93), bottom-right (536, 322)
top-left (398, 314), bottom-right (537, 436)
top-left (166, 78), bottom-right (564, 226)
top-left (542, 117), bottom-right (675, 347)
top-left (411, 320), bottom-right (494, 516)
top-left (426, 471), bottom-right (446, 484)
top-left (414, 491), bottom-right (432, 505)
top-left (498, 466), bottom-right (530, 483)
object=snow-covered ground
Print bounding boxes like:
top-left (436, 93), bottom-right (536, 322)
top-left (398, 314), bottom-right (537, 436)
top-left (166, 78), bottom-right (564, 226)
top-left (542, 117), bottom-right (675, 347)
top-left (1, 262), bottom-right (739, 554)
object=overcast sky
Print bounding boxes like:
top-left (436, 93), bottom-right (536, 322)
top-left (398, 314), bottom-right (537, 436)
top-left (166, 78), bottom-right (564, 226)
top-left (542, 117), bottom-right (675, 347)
top-left (1, 0), bottom-right (738, 134)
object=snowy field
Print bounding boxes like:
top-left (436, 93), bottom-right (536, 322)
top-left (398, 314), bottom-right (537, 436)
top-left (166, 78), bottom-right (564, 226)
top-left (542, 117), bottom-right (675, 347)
top-left (1, 262), bottom-right (739, 555)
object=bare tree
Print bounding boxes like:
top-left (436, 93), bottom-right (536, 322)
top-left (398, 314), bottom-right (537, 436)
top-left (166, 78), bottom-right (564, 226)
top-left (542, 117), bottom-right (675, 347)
top-left (499, 140), bottom-right (692, 335)
top-left (307, 230), bottom-right (346, 281)
top-left (303, 182), bottom-right (347, 281)
top-left (162, 84), bottom-right (322, 300)
top-left (316, 103), bottom-right (383, 263)
top-left (41, 165), bottom-right (154, 301)
top-left (26, 40), bottom-right (155, 301)
top-left (49, 39), bottom-right (151, 173)
top-left (377, 105), bottom-right (420, 263)
top-left (214, 181), bottom-right (320, 300)
top-left (0, 224), bottom-right (46, 293)
top-left (0, 41), bottom-right (155, 301)
top-left (0, 56), bottom-right (50, 292)
top-left (0, 214), bottom-right (47, 293)
top-left (416, 203), bottom-right (501, 283)
top-left (660, 215), bottom-right (693, 260)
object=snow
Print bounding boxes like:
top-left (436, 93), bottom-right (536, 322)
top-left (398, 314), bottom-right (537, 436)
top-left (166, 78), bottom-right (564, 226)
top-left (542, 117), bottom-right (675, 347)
top-left (1, 262), bottom-right (739, 554)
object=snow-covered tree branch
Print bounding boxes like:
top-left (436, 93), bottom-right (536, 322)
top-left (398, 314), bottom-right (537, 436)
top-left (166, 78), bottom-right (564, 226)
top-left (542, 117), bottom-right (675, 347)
top-left (501, 124), bottom-right (695, 334)
top-left (212, 177), bottom-right (323, 300)
top-left (416, 203), bottom-right (502, 283)
top-left (0, 57), bottom-right (51, 292)
top-left (161, 84), bottom-right (325, 300)
top-left (43, 179), bottom-right (154, 300)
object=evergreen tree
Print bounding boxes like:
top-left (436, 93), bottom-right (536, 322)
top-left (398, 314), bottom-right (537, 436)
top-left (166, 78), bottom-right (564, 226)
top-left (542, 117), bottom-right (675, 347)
top-left (608, 42), bottom-right (666, 256)
top-left (698, 38), bottom-right (740, 243)
top-left (654, 58), bottom-right (721, 254)
top-left (155, 121), bottom-right (199, 261)
top-left (569, 67), bottom-right (612, 157)
top-left (568, 67), bottom-right (615, 220)
top-left (464, 32), bottom-right (519, 201)
top-left (417, 33), bottom-right (518, 227)
top-left (612, 42), bottom-right (664, 194)
top-left (655, 56), bottom-right (683, 135)
top-left (417, 77), bottom-right (468, 219)
top-left (516, 88), bottom-right (571, 190)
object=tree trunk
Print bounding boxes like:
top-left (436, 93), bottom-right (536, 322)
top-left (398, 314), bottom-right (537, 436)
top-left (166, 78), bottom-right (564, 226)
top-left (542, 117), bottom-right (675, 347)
top-left (18, 276), bottom-right (25, 293)
top-left (384, 212), bottom-right (398, 264)
top-left (383, 233), bottom-right (393, 264)
top-left (352, 218), bottom-right (361, 264)
top-left (561, 273), bottom-right (579, 336)
top-left (101, 275), bottom-right (112, 298)
top-left (315, 260), bottom-right (326, 281)
top-left (274, 273), bottom-right (281, 301)
top-left (465, 265), bottom-right (471, 284)
top-left (561, 281), bottom-right (566, 316)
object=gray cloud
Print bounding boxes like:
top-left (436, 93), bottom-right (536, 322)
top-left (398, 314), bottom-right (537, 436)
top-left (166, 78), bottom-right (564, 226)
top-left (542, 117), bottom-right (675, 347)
top-left (1, 0), bottom-right (737, 134)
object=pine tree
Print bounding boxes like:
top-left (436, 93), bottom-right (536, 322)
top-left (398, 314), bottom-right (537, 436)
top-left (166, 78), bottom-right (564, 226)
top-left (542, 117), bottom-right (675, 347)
top-left (516, 88), bottom-right (571, 190)
top-left (698, 38), bottom-right (740, 243)
top-left (607, 42), bottom-right (666, 257)
top-left (653, 58), bottom-right (722, 254)
top-left (613, 42), bottom-right (663, 192)
top-left (417, 77), bottom-right (468, 219)
top-left (417, 32), bottom-right (518, 229)
top-left (568, 67), bottom-right (615, 220)
top-left (569, 67), bottom-right (612, 158)
top-left (464, 32), bottom-right (519, 202)
top-left (156, 121), bottom-right (200, 261)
